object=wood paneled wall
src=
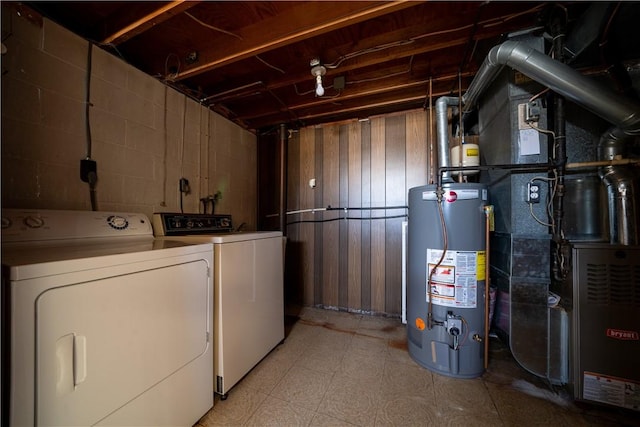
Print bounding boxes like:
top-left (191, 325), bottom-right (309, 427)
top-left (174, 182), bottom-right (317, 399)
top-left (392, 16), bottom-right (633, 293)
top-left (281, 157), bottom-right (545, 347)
top-left (285, 109), bottom-right (432, 317)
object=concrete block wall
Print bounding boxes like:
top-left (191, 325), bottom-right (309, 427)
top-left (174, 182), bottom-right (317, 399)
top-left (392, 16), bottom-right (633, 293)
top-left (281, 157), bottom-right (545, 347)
top-left (1, 6), bottom-right (257, 229)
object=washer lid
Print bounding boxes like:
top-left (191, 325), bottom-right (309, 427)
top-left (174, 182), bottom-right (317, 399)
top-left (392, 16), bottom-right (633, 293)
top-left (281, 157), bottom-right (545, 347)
top-left (210, 231), bottom-right (282, 243)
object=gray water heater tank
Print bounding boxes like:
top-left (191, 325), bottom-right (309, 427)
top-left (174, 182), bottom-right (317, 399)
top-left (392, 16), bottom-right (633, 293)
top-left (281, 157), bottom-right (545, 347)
top-left (407, 182), bottom-right (488, 378)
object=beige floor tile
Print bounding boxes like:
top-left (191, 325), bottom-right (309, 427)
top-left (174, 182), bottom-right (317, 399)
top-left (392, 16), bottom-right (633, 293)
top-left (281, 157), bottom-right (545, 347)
top-left (306, 326), bottom-right (354, 350)
top-left (309, 412), bottom-right (360, 427)
top-left (270, 365), bottom-right (334, 411)
top-left (385, 339), bottom-right (413, 366)
top-left (358, 315), bottom-right (406, 341)
top-left (434, 409), bottom-right (505, 426)
top-left (296, 343), bottom-right (348, 374)
top-left (299, 306), bottom-right (333, 323)
top-left (317, 372), bottom-right (384, 426)
top-left (301, 308), bottom-right (364, 333)
top-left (374, 395), bottom-right (440, 426)
top-left (338, 350), bottom-right (386, 380)
top-left (381, 358), bottom-right (435, 398)
top-left (285, 322), bottom-right (319, 347)
top-left (348, 333), bottom-right (389, 359)
top-left (200, 307), bottom-right (640, 427)
top-left (241, 348), bottom-right (296, 395)
top-left (244, 395), bottom-right (316, 427)
top-left (197, 381), bottom-right (268, 426)
top-left (433, 375), bottom-right (497, 413)
top-left (485, 380), bottom-right (574, 425)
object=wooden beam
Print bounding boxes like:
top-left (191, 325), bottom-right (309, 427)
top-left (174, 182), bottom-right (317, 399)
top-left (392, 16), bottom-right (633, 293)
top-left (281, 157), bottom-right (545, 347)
top-left (174, 0), bottom-right (424, 80)
top-left (102, 1), bottom-right (201, 45)
top-left (233, 71), bottom-right (474, 122)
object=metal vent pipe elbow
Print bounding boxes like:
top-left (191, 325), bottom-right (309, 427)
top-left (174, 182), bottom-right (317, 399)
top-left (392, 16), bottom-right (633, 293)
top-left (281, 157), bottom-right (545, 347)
top-left (462, 40), bottom-right (640, 136)
top-left (436, 96), bottom-right (461, 183)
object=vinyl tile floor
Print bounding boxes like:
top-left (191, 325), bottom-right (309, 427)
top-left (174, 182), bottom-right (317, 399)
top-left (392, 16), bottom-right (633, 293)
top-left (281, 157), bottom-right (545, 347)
top-left (196, 306), bottom-right (639, 427)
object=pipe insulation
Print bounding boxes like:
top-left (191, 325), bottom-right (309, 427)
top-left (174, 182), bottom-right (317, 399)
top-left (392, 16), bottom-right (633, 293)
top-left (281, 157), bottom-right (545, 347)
top-left (462, 40), bottom-right (640, 136)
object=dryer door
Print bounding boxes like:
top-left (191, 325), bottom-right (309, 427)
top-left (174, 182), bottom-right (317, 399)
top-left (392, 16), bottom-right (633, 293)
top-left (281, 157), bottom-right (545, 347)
top-left (36, 260), bottom-right (210, 426)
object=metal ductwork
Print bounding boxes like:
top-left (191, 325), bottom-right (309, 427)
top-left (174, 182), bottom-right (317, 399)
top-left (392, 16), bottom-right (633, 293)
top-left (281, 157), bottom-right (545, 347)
top-left (462, 39), bottom-right (640, 245)
top-left (435, 96), bottom-right (460, 182)
top-left (462, 40), bottom-right (640, 136)
top-left (598, 127), bottom-right (638, 245)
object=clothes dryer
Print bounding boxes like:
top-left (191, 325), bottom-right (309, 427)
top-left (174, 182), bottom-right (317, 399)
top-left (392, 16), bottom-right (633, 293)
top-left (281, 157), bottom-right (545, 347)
top-left (1, 209), bottom-right (214, 426)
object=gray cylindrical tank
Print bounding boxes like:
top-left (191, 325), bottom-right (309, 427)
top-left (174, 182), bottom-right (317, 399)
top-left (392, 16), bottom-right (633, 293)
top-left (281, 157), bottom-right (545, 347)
top-left (407, 182), bottom-right (488, 378)
top-left (564, 174), bottom-right (608, 242)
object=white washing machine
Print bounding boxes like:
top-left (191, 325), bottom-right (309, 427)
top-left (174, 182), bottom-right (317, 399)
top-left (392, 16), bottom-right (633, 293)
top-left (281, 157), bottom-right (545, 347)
top-left (153, 213), bottom-right (284, 398)
top-left (1, 209), bottom-right (214, 426)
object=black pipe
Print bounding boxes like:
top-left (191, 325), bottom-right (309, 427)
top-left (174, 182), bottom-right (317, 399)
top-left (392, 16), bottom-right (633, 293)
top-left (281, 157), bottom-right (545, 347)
top-left (550, 12), bottom-right (569, 282)
top-left (279, 124), bottom-right (288, 234)
top-left (437, 163), bottom-right (556, 189)
top-left (325, 205), bottom-right (408, 211)
top-left (552, 94), bottom-right (567, 239)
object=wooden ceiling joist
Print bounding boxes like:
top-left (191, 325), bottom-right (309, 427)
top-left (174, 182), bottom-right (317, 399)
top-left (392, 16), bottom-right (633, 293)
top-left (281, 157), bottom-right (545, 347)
top-left (102, 1), bottom-right (201, 45)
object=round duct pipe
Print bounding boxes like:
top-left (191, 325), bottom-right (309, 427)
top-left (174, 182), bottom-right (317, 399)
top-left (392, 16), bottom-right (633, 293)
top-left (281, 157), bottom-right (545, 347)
top-left (598, 128), bottom-right (639, 245)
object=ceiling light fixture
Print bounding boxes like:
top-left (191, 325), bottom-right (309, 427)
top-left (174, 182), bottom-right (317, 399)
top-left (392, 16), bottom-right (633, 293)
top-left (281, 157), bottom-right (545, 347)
top-left (310, 58), bottom-right (326, 97)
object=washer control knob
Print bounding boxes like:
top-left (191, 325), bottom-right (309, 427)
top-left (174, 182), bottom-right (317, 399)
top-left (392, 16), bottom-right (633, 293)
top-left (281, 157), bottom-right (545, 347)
top-left (1, 217), bottom-right (12, 229)
top-left (107, 215), bottom-right (129, 230)
top-left (24, 216), bottom-right (45, 228)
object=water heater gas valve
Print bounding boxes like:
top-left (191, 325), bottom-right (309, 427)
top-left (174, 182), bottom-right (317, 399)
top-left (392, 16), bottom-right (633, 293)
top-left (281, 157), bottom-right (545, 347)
top-left (445, 312), bottom-right (463, 336)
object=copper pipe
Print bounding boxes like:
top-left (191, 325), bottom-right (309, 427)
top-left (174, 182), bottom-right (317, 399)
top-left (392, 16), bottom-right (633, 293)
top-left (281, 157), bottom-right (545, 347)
top-left (484, 206), bottom-right (491, 370)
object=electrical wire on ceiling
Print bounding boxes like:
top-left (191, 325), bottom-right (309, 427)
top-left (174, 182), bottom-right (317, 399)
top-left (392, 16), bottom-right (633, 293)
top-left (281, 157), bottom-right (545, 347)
top-left (184, 11), bottom-right (243, 40)
top-left (290, 4), bottom-right (546, 100)
top-left (346, 55), bottom-right (414, 85)
top-left (482, 3), bottom-right (546, 28)
top-left (175, 3), bottom-right (552, 111)
top-left (324, 39), bottom-right (415, 69)
top-left (255, 55), bottom-right (286, 74)
top-left (147, 2), bottom-right (553, 123)
top-left (458, 3), bottom-right (485, 72)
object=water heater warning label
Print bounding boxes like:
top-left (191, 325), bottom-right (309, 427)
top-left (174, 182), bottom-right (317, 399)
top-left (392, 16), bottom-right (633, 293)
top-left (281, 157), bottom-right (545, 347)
top-left (426, 249), bottom-right (479, 308)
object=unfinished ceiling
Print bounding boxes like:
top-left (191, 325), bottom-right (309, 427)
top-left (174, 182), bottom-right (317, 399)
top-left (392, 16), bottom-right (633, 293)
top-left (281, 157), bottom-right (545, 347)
top-left (20, 1), bottom-right (640, 133)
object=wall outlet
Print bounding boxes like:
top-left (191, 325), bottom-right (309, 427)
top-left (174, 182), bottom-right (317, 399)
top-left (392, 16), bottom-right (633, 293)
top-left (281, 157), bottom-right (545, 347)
top-left (80, 159), bottom-right (97, 183)
top-left (179, 177), bottom-right (190, 194)
top-left (527, 182), bottom-right (540, 203)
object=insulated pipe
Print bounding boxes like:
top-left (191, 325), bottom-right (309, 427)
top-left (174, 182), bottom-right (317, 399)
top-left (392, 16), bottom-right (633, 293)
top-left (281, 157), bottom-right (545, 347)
top-left (436, 96), bottom-right (460, 182)
top-left (462, 40), bottom-right (640, 136)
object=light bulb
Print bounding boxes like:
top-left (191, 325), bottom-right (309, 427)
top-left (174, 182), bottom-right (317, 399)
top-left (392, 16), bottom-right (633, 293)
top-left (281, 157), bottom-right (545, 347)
top-left (315, 74), bottom-right (324, 96)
